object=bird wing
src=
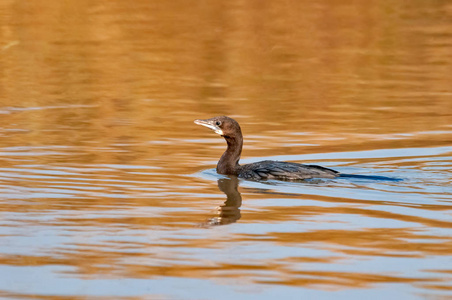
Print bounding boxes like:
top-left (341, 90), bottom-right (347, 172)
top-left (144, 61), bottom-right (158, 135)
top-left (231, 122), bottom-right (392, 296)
top-left (239, 161), bottom-right (338, 180)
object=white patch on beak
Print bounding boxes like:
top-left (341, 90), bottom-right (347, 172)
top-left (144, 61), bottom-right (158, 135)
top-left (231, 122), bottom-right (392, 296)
top-left (194, 119), bottom-right (223, 136)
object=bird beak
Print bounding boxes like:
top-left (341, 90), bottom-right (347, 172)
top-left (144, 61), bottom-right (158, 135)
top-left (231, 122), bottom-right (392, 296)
top-left (194, 119), bottom-right (224, 135)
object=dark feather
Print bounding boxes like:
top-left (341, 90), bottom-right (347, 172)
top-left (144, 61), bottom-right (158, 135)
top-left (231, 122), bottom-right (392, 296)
top-left (238, 160), bottom-right (338, 181)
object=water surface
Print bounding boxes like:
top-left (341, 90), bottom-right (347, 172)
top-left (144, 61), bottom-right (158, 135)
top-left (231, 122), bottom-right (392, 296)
top-left (0, 0), bottom-right (452, 299)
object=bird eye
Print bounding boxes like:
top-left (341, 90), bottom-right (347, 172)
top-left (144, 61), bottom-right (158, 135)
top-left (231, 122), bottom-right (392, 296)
top-left (215, 121), bottom-right (221, 126)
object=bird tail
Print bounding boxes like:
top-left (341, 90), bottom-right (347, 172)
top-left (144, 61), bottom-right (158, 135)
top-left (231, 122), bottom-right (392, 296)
top-left (338, 173), bottom-right (402, 182)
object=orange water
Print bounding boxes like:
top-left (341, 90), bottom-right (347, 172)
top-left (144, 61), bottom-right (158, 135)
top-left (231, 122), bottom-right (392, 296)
top-left (0, 1), bottom-right (451, 299)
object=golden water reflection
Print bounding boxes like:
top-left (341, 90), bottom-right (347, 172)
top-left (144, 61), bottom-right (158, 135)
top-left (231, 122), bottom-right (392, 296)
top-left (0, 0), bottom-right (452, 298)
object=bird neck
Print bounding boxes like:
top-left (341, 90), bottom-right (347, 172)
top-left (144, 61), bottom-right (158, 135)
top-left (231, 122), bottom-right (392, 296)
top-left (217, 135), bottom-right (243, 175)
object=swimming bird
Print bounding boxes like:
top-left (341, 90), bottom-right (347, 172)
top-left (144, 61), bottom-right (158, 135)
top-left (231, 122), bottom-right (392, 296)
top-left (194, 116), bottom-right (339, 180)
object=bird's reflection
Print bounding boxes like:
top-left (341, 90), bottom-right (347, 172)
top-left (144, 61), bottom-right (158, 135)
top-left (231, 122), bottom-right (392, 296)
top-left (202, 176), bottom-right (242, 227)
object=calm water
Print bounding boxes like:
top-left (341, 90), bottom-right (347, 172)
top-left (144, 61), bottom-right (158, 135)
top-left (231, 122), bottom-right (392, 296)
top-left (1, 1), bottom-right (452, 299)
